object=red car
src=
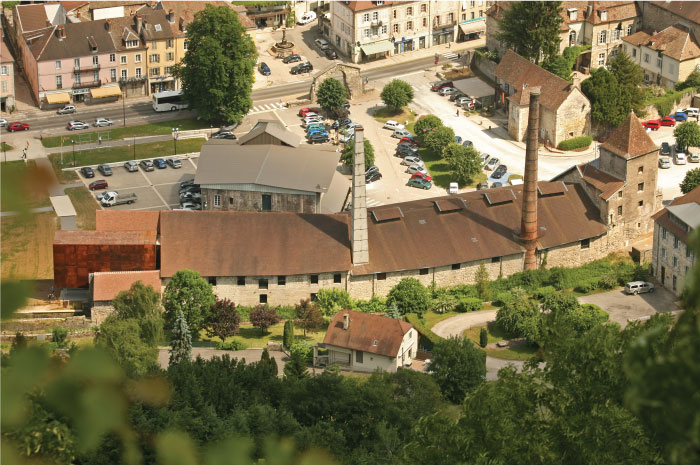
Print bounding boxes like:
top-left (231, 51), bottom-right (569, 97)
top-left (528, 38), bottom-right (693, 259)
top-left (642, 120), bottom-right (660, 130)
top-left (660, 116), bottom-right (676, 127)
top-left (399, 136), bottom-right (418, 146)
top-left (299, 107), bottom-right (321, 117)
top-left (88, 179), bottom-right (108, 191)
top-left (7, 122), bottom-right (29, 132)
top-left (411, 171), bottom-right (433, 182)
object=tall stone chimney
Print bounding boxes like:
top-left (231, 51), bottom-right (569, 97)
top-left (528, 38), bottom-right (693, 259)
top-left (168, 9), bottom-right (175, 23)
top-left (343, 313), bottom-right (349, 330)
top-left (350, 126), bottom-right (369, 265)
top-left (520, 86), bottom-right (541, 271)
top-left (136, 15), bottom-right (143, 34)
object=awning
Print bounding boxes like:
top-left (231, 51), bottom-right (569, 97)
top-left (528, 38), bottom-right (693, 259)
top-left (361, 40), bottom-right (393, 55)
top-left (90, 86), bottom-right (122, 99)
top-left (459, 20), bottom-right (485, 35)
top-left (45, 92), bottom-right (71, 104)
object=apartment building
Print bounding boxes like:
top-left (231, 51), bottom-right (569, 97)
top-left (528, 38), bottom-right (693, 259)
top-left (104, 15), bottom-right (149, 97)
top-left (1, 28), bottom-right (16, 112)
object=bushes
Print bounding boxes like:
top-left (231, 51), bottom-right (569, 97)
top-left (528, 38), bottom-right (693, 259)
top-left (447, 284), bottom-right (479, 299)
top-left (533, 286), bottom-right (556, 302)
top-left (558, 136), bottom-right (592, 151)
top-left (492, 291), bottom-right (514, 307)
top-left (456, 297), bottom-right (483, 313)
top-left (479, 328), bottom-right (488, 348)
top-left (404, 313), bottom-right (440, 350)
top-left (575, 279), bottom-right (600, 294)
top-left (387, 278), bottom-right (431, 317)
top-left (582, 303), bottom-right (609, 323)
top-left (316, 288), bottom-right (353, 316)
top-left (216, 339), bottom-right (247, 351)
top-left (353, 296), bottom-right (387, 313)
top-left (495, 293), bottom-right (539, 339)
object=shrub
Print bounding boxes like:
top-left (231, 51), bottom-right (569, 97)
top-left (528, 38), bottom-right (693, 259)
top-left (432, 293), bottom-right (457, 314)
top-left (51, 327), bottom-right (68, 349)
top-left (598, 272), bottom-right (619, 289)
top-left (404, 313), bottom-right (441, 350)
top-left (387, 278), bottom-right (431, 317)
top-left (289, 341), bottom-right (313, 364)
top-left (479, 327), bottom-right (488, 348)
top-left (533, 286), bottom-right (556, 302)
top-left (275, 305), bottom-right (296, 320)
top-left (283, 320), bottom-right (295, 349)
top-left (236, 305), bottom-right (252, 321)
top-left (582, 303), bottom-right (609, 323)
top-left (447, 284), bottom-right (479, 299)
top-left (353, 296), bottom-right (387, 313)
top-left (557, 135), bottom-right (593, 151)
top-left (316, 288), bottom-right (353, 316)
top-left (492, 291), bottom-right (514, 307)
top-left (456, 297), bottom-right (483, 313)
top-left (216, 339), bottom-right (247, 351)
top-left (574, 278), bottom-right (600, 294)
top-left (496, 293), bottom-right (539, 338)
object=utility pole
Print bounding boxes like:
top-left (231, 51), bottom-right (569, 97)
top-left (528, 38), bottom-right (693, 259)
top-left (122, 90), bottom-right (126, 127)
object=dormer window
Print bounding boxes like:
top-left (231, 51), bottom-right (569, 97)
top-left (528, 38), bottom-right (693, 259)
top-left (155, 24), bottom-right (162, 32)
top-left (373, 340), bottom-right (378, 346)
top-left (568, 8), bottom-right (577, 20)
top-left (600, 10), bottom-right (608, 21)
top-left (376, 1), bottom-right (384, 5)
top-left (126, 39), bottom-right (139, 48)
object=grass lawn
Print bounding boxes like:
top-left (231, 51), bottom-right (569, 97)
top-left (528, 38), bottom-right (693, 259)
top-left (49, 138), bottom-right (205, 183)
top-left (465, 322), bottom-right (537, 361)
top-left (41, 118), bottom-right (211, 148)
top-left (1, 160), bottom-right (51, 212)
top-left (65, 186), bottom-right (99, 230)
top-left (1, 142), bottom-right (12, 151)
top-left (1, 212), bottom-right (57, 280)
top-left (372, 106), bottom-right (417, 125)
top-left (196, 321), bottom-right (327, 349)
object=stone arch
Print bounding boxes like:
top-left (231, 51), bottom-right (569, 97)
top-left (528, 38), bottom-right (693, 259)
top-left (310, 63), bottom-right (367, 103)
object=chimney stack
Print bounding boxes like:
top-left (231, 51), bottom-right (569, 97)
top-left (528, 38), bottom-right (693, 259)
top-left (343, 313), bottom-right (349, 330)
top-left (168, 9), bottom-right (175, 23)
top-left (520, 86), bottom-right (541, 271)
top-left (105, 19), bottom-right (111, 31)
top-left (350, 126), bottom-right (369, 265)
top-left (136, 15), bottom-right (143, 34)
top-left (57, 25), bottom-right (66, 40)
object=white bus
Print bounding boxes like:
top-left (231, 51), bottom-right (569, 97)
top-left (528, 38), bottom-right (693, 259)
top-left (152, 90), bottom-right (188, 112)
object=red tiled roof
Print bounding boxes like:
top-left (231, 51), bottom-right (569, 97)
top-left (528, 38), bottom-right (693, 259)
top-left (60, 1), bottom-right (89, 13)
top-left (623, 30), bottom-right (652, 46)
top-left (323, 311), bottom-right (413, 358)
top-left (92, 270), bottom-right (161, 302)
top-left (601, 112), bottom-right (658, 160)
top-left (155, 1), bottom-right (237, 36)
top-left (340, 1), bottom-right (393, 12)
top-left (584, 1), bottom-right (640, 25)
top-left (578, 163), bottom-right (625, 200)
top-left (96, 210), bottom-right (160, 234)
top-left (648, 1), bottom-right (700, 26)
top-left (629, 24), bottom-right (700, 61)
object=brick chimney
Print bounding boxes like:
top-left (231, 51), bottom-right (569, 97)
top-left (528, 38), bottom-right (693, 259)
top-left (343, 313), bottom-right (349, 330)
top-left (135, 15), bottom-right (143, 34)
top-left (56, 25), bottom-right (66, 40)
top-left (520, 86), bottom-right (541, 271)
top-left (168, 9), bottom-right (175, 23)
top-left (351, 126), bottom-right (369, 265)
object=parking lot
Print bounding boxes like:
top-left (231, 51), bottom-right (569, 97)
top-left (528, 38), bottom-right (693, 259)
top-left (579, 287), bottom-right (680, 328)
top-left (75, 156), bottom-right (198, 211)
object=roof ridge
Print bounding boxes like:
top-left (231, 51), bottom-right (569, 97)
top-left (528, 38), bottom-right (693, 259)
top-left (36, 25), bottom-right (57, 61)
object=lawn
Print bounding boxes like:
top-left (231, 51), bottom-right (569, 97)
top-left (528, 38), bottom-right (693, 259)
top-left (196, 321), bottom-right (328, 349)
top-left (41, 118), bottom-right (211, 148)
top-left (1, 160), bottom-right (51, 212)
top-left (465, 322), bottom-right (537, 361)
top-left (65, 186), bottom-right (99, 230)
top-left (372, 106), bottom-right (417, 125)
top-left (48, 138), bottom-right (206, 183)
top-left (1, 142), bottom-right (12, 151)
top-left (1, 212), bottom-right (57, 280)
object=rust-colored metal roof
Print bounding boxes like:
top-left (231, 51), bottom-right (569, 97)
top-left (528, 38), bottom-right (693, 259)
top-left (159, 211), bottom-right (352, 278)
top-left (323, 311), bottom-right (413, 358)
top-left (96, 210), bottom-right (160, 234)
top-left (652, 185), bottom-right (700, 243)
top-left (578, 163), bottom-right (625, 200)
top-left (601, 112), bottom-right (658, 159)
top-left (92, 270), bottom-right (161, 302)
top-left (54, 230), bottom-right (156, 245)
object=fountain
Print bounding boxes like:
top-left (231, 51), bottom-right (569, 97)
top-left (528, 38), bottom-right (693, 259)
top-left (272, 26), bottom-right (295, 58)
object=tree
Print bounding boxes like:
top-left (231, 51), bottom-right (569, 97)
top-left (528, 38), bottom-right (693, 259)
top-left (677, 70), bottom-right (700, 91)
top-left (283, 320), bottom-right (295, 349)
top-left (341, 138), bottom-right (375, 167)
top-left (448, 145), bottom-right (481, 186)
top-left (386, 278), bottom-right (430, 317)
top-left (427, 336), bottom-right (486, 403)
top-left (316, 77), bottom-right (347, 113)
top-left (249, 305), bottom-right (281, 335)
top-left (386, 301), bottom-right (401, 319)
top-left (258, 347), bottom-right (278, 378)
top-left (283, 346), bottom-right (309, 381)
top-left (112, 281), bottom-right (164, 346)
top-left (680, 167), bottom-right (700, 194)
top-left (496, 291), bottom-right (539, 339)
top-left (674, 121), bottom-right (700, 152)
top-left (479, 328), bottom-right (488, 348)
top-left (441, 142), bottom-right (468, 163)
top-left (424, 125), bottom-right (455, 154)
top-left (543, 45), bottom-right (589, 80)
top-left (316, 288), bottom-right (353, 316)
top-left (496, 1), bottom-right (563, 65)
top-left (95, 319), bottom-right (158, 377)
top-left (169, 310), bottom-right (192, 366)
top-left (294, 299), bottom-right (324, 336)
top-left (204, 298), bottom-right (241, 343)
top-left (582, 67), bottom-right (631, 127)
top-left (162, 269), bottom-right (216, 332)
top-left (414, 115), bottom-right (443, 143)
top-left (52, 327), bottom-right (68, 349)
top-left (432, 293), bottom-right (456, 314)
top-left (475, 262), bottom-right (491, 301)
top-left (380, 79), bottom-right (414, 111)
top-left (608, 50), bottom-right (644, 113)
top-left (172, 4), bottom-right (256, 124)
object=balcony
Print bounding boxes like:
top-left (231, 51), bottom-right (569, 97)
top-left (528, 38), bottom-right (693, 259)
top-left (73, 64), bottom-right (101, 72)
top-left (72, 79), bottom-right (102, 89)
top-left (371, 19), bottom-right (382, 26)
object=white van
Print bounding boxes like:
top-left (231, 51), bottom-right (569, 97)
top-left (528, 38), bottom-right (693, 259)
top-left (298, 11), bottom-right (317, 25)
top-left (625, 281), bottom-right (654, 295)
top-left (683, 107), bottom-right (700, 117)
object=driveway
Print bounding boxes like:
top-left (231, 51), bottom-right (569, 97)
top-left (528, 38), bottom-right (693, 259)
top-left (579, 286), bottom-right (680, 328)
top-left (157, 347), bottom-right (288, 370)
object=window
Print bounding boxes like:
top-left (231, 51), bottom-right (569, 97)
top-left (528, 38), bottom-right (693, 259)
top-left (435, 15), bottom-right (440, 26)
top-left (126, 40), bottom-right (139, 48)
top-left (92, 56), bottom-right (99, 65)
top-left (419, 268), bottom-right (429, 275)
top-left (407, 6), bottom-right (412, 15)
top-left (120, 69), bottom-right (127, 79)
top-left (569, 30), bottom-right (576, 46)
top-left (478, 9), bottom-right (483, 16)
top-left (393, 9), bottom-right (396, 19)
top-left (462, 13), bottom-right (466, 20)
top-left (150, 67), bottom-right (160, 76)
top-left (74, 73), bottom-right (80, 84)
top-left (310, 293), bottom-right (317, 301)
top-left (618, 205), bottom-right (623, 216)
top-left (662, 247), bottom-right (667, 259)
top-left (448, 13), bottom-right (454, 23)
top-left (638, 200), bottom-right (644, 207)
top-left (598, 53), bottom-right (605, 66)
top-left (214, 194), bottom-right (221, 207)
top-left (407, 21), bottom-right (413, 30)
top-left (381, 25), bottom-right (388, 34)
top-left (644, 53), bottom-right (649, 63)
top-left (259, 279), bottom-right (268, 289)
top-left (674, 236), bottom-right (681, 249)
top-left (93, 70), bottom-right (99, 82)
top-left (638, 166), bottom-right (644, 175)
top-left (336, 35), bottom-right (340, 46)
top-left (618, 191), bottom-right (623, 198)
top-left (237, 276), bottom-right (246, 286)
top-left (135, 68), bottom-right (142, 77)
top-left (662, 227), bottom-right (668, 240)
top-left (626, 24), bottom-right (633, 36)
top-left (333, 273), bottom-right (342, 283)
top-left (632, 48), bottom-right (637, 58)
top-left (421, 4), bottom-right (426, 13)
top-left (686, 246), bottom-right (693, 260)
top-left (278, 276), bottom-right (286, 286)
top-left (393, 24), bottom-right (399, 33)
top-left (110, 69), bottom-right (116, 82)
top-left (685, 265), bottom-right (689, 276)
top-left (229, 197), bottom-right (233, 206)
top-left (673, 256), bottom-right (679, 269)
top-left (310, 274), bottom-right (319, 284)
top-left (471, 12), bottom-right (475, 19)
top-left (262, 194), bottom-right (272, 211)
top-left (1, 81), bottom-right (5, 93)
top-left (376, 272), bottom-right (387, 280)
top-left (135, 54), bottom-right (142, 63)
top-left (598, 31), bottom-right (607, 44)
top-left (207, 277), bottom-right (216, 286)
top-left (55, 60), bottom-right (62, 69)
top-left (356, 350), bottom-right (363, 363)
top-left (164, 66), bottom-right (171, 74)
top-left (183, 40), bottom-right (188, 50)
top-left (259, 294), bottom-right (267, 304)
top-left (638, 182), bottom-right (644, 191)
top-left (471, 0), bottom-right (475, 6)
top-left (673, 275), bottom-right (677, 291)
top-left (657, 57), bottom-right (662, 68)
top-left (167, 52), bottom-right (174, 61)
top-left (491, 256), bottom-right (501, 263)
top-left (363, 13), bottom-right (370, 22)
top-left (56, 76), bottom-right (62, 89)
top-left (120, 55), bottom-right (127, 64)
top-left (166, 39), bottom-right (173, 48)
top-left (74, 58), bottom-right (80, 68)
top-left (600, 10), bottom-right (608, 21)
top-left (372, 12), bottom-right (378, 21)
top-left (151, 41), bottom-right (158, 49)
top-left (150, 54), bottom-right (160, 63)
top-left (581, 238), bottom-right (590, 249)
top-left (612, 29), bottom-right (621, 41)
top-left (568, 8), bottom-right (578, 20)
top-left (422, 18), bottom-right (427, 27)
top-left (363, 28), bottom-right (370, 38)
top-left (451, 263), bottom-right (460, 270)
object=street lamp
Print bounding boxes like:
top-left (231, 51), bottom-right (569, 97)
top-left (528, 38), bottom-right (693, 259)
top-left (133, 134), bottom-right (136, 160)
top-left (172, 127), bottom-right (179, 156)
top-left (71, 139), bottom-right (75, 167)
top-left (122, 90), bottom-right (126, 127)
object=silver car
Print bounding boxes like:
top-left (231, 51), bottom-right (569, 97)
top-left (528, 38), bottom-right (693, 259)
top-left (485, 157), bottom-right (499, 171)
top-left (406, 164), bottom-right (428, 175)
top-left (401, 156), bottom-right (423, 167)
top-left (124, 161), bottom-right (139, 172)
top-left (94, 117), bottom-right (114, 127)
top-left (67, 121), bottom-right (89, 130)
top-left (167, 158), bottom-right (182, 168)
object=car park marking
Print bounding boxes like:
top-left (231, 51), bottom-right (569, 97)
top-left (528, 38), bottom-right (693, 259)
top-left (249, 102), bottom-right (286, 114)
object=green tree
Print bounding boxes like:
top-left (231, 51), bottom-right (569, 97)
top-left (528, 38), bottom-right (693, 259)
top-left (204, 298), bottom-right (241, 343)
top-left (162, 269), bottom-right (216, 332)
top-left (496, 290), bottom-right (539, 339)
top-left (249, 304), bottom-right (281, 335)
top-left (674, 121), bottom-right (700, 152)
top-left (316, 288), bottom-right (353, 316)
top-left (52, 327), bottom-right (68, 349)
top-left (341, 138), bottom-right (375, 167)
top-left (448, 145), bottom-right (481, 186)
top-left (283, 347), bottom-right (309, 380)
top-left (414, 114), bottom-right (443, 143)
top-left (608, 50), bottom-right (644, 113)
top-left (432, 293), bottom-right (456, 314)
top-left (387, 278), bottom-right (431, 317)
top-left (441, 142), bottom-right (467, 162)
top-left (294, 299), bottom-right (324, 336)
top-left (380, 79), bottom-right (414, 111)
top-left (427, 336), bottom-right (486, 403)
top-left (475, 262), bottom-right (491, 301)
top-left (542, 45), bottom-right (589, 80)
top-left (424, 125), bottom-right (455, 154)
top-left (479, 327), bottom-right (488, 348)
top-left (283, 320), bottom-right (295, 349)
top-left (582, 67), bottom-right (631, 127)
top-left (496, 1), bottom-right (563, 64)
top-left (95, 319), bottom-right (158, 377)
top-left (680, 167), bottom-right (700, 194)
top-left (258, 347), bottom-right (278, 377)
top-left (112, 281), bottom-right (164, 346)
top-left (316, 77), bottom-right (347, 113)
top-left (677, 70), bottom-right (700, 91)
top-left (172, 4), bottom-right (256, 124)
top-left (169, 310), bottom-right (192, 366)
top-left (386, 301), bottom-right (401, 319)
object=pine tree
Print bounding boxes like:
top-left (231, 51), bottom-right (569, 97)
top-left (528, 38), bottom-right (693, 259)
top-left (479, 327), bottom-right (488, 348)
top-left (169, 310), bottom-right (192, 366)
top-left (259, 347), bottom-right (278, 377)
top-left (284, 349), bottom-right (310, 380)
top-left (283, 320), bottom-right (295, 349)
top-left (386, 301), bottom-right (401, 319)
top-left (475, 262), bottom-right (491, 301)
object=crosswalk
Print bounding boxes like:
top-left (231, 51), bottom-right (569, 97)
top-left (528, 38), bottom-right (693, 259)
top-left (248, 102), bottom-right (286, 114)
top-left (443, 51), bottom-right (463, 62)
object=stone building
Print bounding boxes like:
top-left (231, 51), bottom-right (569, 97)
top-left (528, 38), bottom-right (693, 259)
top-left (639, 1), bottom-right (700, 45)
top-left (90, 270), bottom-right (162, 324)
top-left (1, 28), bottom-right (16, 112)
top-left (237, 120), bottom-right (301, 147)
top-left (623, 25), bottom-right (700, 88)
top-left (494, 50), bottom-right (591, 147)
top-left (554, 112), bottom-right (661, 247)
top-left (651, 186), bottom-right (700, 296)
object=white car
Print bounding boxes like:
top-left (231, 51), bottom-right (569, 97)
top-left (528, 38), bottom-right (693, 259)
top-left (659, 157), bottom-right (671, 169)
top-left (485, 157), bottom-right (499, 170)
top-left (448, 182), bottom-right (459, 194)
top-left (690, 152), bottom-right (700, 163)
top-left (407, 164), bottom-right (428, 175)
top-left (124, 161), bottom-right (139, 172)
top-left (480, 153), bottom-right (491, 165)
top-left (67, 121), bottom-right (89, 130)
top-left (392, 129), bottom-right (411, 138)
top-left (179, 201), bottom-right (202, 210)
top-left (438, 87), bottom-right (457, 96)
top-left (94, 117), bottom-right (113, 127)
top-left (456, 96), bottom-right (472, 106)
top-left (96, 190), bottom-right (117, 201)
top-left (401, 156), bottom-right (423, 167)
top-left (674, 151), bottom-right (687, 165)
top-left (384, 120), bottom-right (405, 130)
top-left (303, 112), bottom-right (319, 119)
top-left (298, 11), bottom-right (316, 24)
top-left (314, 38), bottom-right (329, 50)
top-left (0, 118), bottom-right (6, 127)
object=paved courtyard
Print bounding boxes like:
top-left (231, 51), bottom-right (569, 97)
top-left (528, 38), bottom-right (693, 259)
top-left (579, 287), bottom-right (680, 328)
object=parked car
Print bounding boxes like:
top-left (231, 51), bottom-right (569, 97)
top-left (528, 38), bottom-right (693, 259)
top-left (485, 157), bottom-right (499, 170)
top-left (365, 165), bottom-right (380, 176)
top-left (297, 11), bottom-right (317, 24)
top-left (449, 92), bottom-right (467, 102)
top-left (456, 96), bottom-right (472, 106)
top-left (299, 107), bottom-right (321, 117)
top-left (167, 158), bottom-right (182, 168)
top-left (179, 200), bottom-right (202, 210)
top-left (314, 38), bottom-right (330, 50)
top-left (683, 107), bottom-right (700, 117)
top-left (331, 118), bottom-right (351, 129)
top-left (88, 179), bottom-right (108, 191)
top-left (140, 159), bottom-right (155, 171)
top-left (462, 140), bottom-right (473, 147)
top-left (690, 152), bottom-right (700, 163)
top-left (477, 181), bottom-right (489, 190)
top-left (455, 136), bottom-right (463, 144)
top-left (672, 112), bottom-right (688, 121)
top-left (411, 171), bottom-right (433, 182)
top-left (211, 130), bottom-right (236, 139)
top-left (0, 118), bottom-right (7, 127)
top-left (642, 120), bottom-right (660, 130)
top-left (179, 185), bottom-right (201, 195)
top-left (258, 62), bottom-right (271, 76)
top-left (660, 116), bottom-right (676, 127)
top-left (308, 133), bottom-right (329, 143)
top-left (661, 142), bottom-right (671, 156)
top-left (153, 158), bottom-right (167, 169)
top-left (438, 86), bottom-right (457, 96)
top-left (97, 164), bottom-right (113, 176)
top-left (431, 80), bottom-right (453, 91)
top-left (291, 62), bottom-right (313, 74)
top-left (401, 156), bottom-right (423, 167)
top-left (307, 129), bottom-right (329, 137)
top-left (392, 129), bottom-right (411, 139)
top-left (448, 182), bottom-right (459, 194)
top-left (7, 122), bottom-right (29, 132)
top-left (57, 104), bottom-right (76, 115)
top-left (480, 153), bottom-right (491, 165)
top-left (324, 48), bottom-right (338, 59)
top-left (282, 53), bottom-right (302, 63)
top-left (365, 172), bottom-right (382, 183)
top-left (658, 157), bottom-right (672, 169)
top-left (80, 167), bottom-right (95, 178)
top-left (674, 151), bottom-right (687, 165)
top-left (96, 190), bottom-right (115, 201)
top-left (492, 164), bottom-right (508, 179)
top-left (67, 121), bottom-right (89, 130)
top-left (384, 120), bottom-right (405, 130)
top-left (399, 136), bottom-right (418, 146)
top-left (180, 179), bottom-right (196, 188)
top-left (180, 191), bottom-right (202, 201)
top-left (491, 182), bottom-right (503, 188)
top-left (94, 117), bottom-right (113, 127)
top-left (124, 161), bottom-right (139, 172)
top-left (397, 142), bottom-right (418, 152)
top-left (408, 177), bottom-right (432, 189)
top-left (306, 123), bottom-right (326, 132)
top-left (406, 164), bottom-right (428, 175)
top-left (397, 147), bottom-right (418, 159)
top-left (625, 281), bottom-right (654, 295)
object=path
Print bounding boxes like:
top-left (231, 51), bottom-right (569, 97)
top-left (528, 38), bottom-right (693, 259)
top-left (431, 310), bottom-right (527, 381)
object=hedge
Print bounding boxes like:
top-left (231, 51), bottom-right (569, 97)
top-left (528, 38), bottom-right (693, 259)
top-left (404, 313), bottom-right (441, 350)
top-left (582, 303), bottom-right (609, 323)
top-left (558, 135), bottom-right (592, 151)
top-left (456, 297), bottom-right (483, 313)
top-left (216, 339), bottom-right (247, 351)
top-left (574, 279), bottom-right (599, 294)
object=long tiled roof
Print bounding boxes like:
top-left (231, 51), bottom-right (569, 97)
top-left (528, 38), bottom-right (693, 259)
top-left (324, 311), bottom-right (413, 358)
top-left (648, 1), bottom-right (700, 25)
top-left (96, 210), bottom-right (160, 234)
top-left (14, 4), bottom-right (50, 34)
top-left (30, 20), bottom-right (120, 61)
top-left (601, 112), bottom-right (658, 160)
top-left (335, 1), bottom-right (393, 12)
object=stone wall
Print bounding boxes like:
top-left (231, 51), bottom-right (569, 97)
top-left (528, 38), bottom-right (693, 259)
top-left (472, 52), bottom-right (498, 82)
top-left (91, 304), bottom-right (114, 325)
top-left (554, 89), bottom-right (591, 146)
top-left (2, 316), bottom-right (93, 333)
top-left (542, 234), bottom-right (613, 268)
top-left (202, 188), bottom-right (319, 213)
top-left (641, 3), bottom-right (700, 47)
